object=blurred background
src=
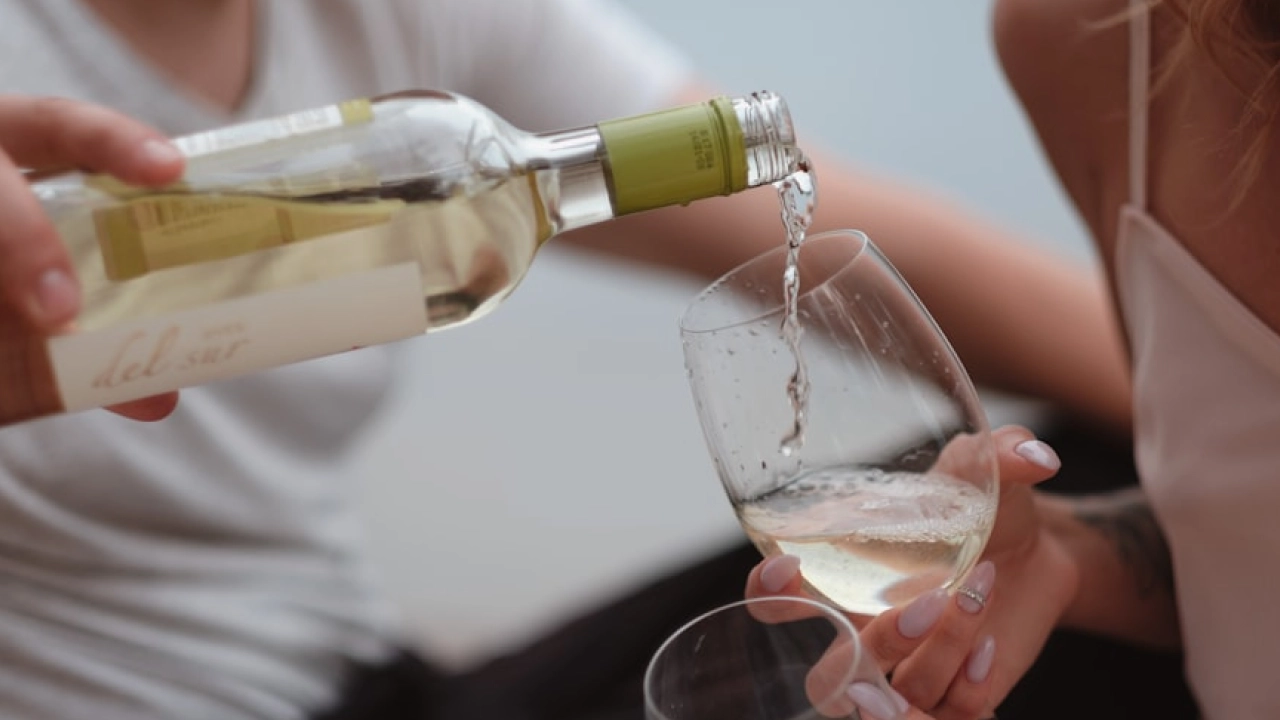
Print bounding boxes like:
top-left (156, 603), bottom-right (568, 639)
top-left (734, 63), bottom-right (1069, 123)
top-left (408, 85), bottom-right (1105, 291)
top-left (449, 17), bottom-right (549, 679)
top-left (346, 2), bottom-right (1095, 671)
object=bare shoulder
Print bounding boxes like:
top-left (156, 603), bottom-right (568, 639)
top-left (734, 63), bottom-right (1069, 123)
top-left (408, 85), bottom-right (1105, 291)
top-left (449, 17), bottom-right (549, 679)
top-left (992, 0), bottom-right (1129, 124)
top-left (992, 0), bottom-right (1131, 240)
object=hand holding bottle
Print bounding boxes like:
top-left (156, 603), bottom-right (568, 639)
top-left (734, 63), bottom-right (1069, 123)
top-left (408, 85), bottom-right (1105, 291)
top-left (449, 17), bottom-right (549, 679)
top-left (0, 94), bottom-right (185, 422)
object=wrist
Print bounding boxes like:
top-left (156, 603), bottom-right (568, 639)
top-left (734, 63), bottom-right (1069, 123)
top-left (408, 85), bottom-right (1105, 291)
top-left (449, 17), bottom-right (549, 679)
top-left (1033, 492), bottom-right (1085, 629)
top-left (1033, 490), bottom-right (1181, 647)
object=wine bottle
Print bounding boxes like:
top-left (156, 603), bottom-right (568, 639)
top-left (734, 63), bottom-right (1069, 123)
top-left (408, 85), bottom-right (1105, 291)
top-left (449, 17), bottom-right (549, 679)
top-left (0, 89), bottom-right (801, 427)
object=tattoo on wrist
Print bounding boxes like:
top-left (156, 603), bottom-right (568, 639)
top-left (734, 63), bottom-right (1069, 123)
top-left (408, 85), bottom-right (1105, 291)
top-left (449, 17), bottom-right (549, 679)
top-left (1073, 489), bottom-right (1174, 596)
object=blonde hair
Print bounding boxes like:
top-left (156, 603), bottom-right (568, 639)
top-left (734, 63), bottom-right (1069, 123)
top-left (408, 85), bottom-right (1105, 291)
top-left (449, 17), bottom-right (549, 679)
top-left (1162, 0), bottom-right (1280, 198)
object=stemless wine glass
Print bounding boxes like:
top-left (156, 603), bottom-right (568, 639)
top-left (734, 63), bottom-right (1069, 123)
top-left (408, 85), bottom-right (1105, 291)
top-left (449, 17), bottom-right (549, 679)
top-left (645, 597), bottom-right (904, 720)
top-left (680, 230), bottom-right (998, 617)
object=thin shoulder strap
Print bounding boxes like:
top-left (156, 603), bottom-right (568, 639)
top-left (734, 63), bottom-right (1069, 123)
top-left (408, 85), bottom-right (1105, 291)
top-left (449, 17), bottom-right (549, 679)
top-left (1129, 0), bottom-right (1152, 209)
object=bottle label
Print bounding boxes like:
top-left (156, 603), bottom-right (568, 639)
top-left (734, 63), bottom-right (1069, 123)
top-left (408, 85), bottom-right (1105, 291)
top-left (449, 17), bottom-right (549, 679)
top-left (46, 262), bottom-right (428, 412)
top-left (0, 327), bottom-right (60, 427)
top-left (174, 99), bottom-right (374, 159)
top-left (89, 98), bottom-right (385, 281)
top-left (94, 195), bottom-right (404, 281)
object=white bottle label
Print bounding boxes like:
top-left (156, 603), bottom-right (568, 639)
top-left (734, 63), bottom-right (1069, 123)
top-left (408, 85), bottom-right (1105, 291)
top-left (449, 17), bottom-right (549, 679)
top-left (48, 263), bottom-right (427, 412)
top-left (173, 99), bottom-right (374, 159)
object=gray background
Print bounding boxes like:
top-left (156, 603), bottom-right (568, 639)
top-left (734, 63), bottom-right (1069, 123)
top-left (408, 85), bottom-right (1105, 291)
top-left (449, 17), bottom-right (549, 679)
top-left (348, 2), bottom-right (1094, 668)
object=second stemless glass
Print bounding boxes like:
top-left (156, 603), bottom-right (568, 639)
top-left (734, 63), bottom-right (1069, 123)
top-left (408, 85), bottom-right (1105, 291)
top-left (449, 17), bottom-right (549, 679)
top-left (645, 597), bottom-right (902, 720)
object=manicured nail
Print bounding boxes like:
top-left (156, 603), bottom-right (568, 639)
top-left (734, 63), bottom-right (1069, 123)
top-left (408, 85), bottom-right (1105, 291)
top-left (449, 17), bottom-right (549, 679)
top-left (1014, 439), bottom-right (1060, 472)
top-left (760, 554), bottom-right (801, 593)
top-left (956, 561), bottom-right (996, 614)
top-left (846, 682), bottom-right (899, 720)
top-left (139, 138), bottom-right (184, 166)
top-left (29, 268), bottom-right (79, 326)
top-left (897, 588), bottom-right (948, 639)
top-left (967, 635), bottom-right (996, 684)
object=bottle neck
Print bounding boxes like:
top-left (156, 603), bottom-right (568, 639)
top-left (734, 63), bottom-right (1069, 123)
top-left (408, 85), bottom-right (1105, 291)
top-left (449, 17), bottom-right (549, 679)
top-left (729, 92), bottom-right (801, 188)
top-left (528, 127), bottom-right (614, 234)
top-left (526, 91), bottom-right (801, 234)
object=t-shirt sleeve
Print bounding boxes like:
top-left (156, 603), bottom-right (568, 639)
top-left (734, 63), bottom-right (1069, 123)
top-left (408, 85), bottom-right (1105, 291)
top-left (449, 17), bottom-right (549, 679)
top-left (415, 0), bottom-right (696, 132)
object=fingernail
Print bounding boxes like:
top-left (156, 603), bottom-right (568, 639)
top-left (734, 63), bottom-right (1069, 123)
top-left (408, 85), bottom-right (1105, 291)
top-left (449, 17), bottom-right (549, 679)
top-left (846, 682), bottom-right (899, 720)
top-left (1014, 439), bottom-right (1060, 472)
top-left (897, 588), bottom-right (948, 638)
top-left (29, 268), bottom-right (80, 326)
top-left (957, 561), bottom-right (996, 614)
top-left (760, 554), bottom-right (801, 593)
top-left (139, 138), bottom-right (184, 165)
top-left (967, 635), bottom-right (996, 684)
top-left (887, 685), bottom-right (910, 713)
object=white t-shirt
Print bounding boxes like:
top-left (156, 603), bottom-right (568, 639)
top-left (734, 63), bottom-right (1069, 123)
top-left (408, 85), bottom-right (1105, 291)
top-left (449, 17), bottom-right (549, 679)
top-left (0, 2), bottom-right (691, 718)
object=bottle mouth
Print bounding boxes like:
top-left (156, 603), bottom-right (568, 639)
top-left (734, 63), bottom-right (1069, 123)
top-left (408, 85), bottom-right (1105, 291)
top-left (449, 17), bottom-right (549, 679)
top-left (732, 91), bottom-right (802, 186)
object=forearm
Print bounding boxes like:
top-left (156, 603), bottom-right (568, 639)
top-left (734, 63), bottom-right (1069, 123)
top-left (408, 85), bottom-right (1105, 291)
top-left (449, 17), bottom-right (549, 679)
top-left (803, 166), bottom-right (1132, 437)
top-left (562, 155), bottom-right (1131, 436)
top-left (1038, 488), bottom-right (1181, 648)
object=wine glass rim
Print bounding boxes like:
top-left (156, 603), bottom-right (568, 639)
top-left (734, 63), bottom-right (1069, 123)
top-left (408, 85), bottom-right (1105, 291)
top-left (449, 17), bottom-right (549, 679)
top-left (678, 229), bottom-right (872, 336)
top-left (642, 595), bottom-right (863, 720)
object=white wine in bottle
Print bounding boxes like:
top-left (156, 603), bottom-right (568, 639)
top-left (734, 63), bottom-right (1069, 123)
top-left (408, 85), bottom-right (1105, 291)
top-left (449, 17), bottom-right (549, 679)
top-left (0, 90), bottom-right (803, 427)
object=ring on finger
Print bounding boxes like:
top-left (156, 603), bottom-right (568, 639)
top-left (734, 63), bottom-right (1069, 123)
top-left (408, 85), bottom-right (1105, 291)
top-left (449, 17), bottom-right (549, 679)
top-left (955, 585), bottom-right (987, 612)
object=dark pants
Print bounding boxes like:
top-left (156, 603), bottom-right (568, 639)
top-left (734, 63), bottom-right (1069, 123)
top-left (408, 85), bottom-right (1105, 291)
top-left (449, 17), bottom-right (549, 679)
top-left (317, 419), bottom-right (1199, 720)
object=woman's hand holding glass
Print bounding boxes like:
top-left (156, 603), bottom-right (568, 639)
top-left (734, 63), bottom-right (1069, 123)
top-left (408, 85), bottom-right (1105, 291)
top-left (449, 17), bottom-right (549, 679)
top-left (676, 228), bottom-right (1080, 719)
top-left (747, 425), bottom-right (1079, 720)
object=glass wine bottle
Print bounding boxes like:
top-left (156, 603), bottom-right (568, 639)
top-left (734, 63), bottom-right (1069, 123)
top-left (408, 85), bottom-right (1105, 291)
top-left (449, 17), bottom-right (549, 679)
top-left (0, 89), bottom-right (802, 427)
